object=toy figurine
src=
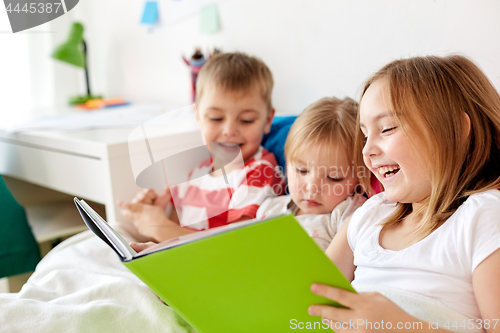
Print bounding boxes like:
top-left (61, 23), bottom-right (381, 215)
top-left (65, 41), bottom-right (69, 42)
top-left (183, 48), bottom-right (221, 103)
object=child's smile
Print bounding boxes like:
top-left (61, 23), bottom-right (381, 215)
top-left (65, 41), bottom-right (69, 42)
top-left (214, 142), bottom-right (241, 152)
top-left (376, 165), bottom-right (400, 178)
top-left (195, 85), bottom-right (274, 163)
top-left (359, 79), bottom-right (432, 207)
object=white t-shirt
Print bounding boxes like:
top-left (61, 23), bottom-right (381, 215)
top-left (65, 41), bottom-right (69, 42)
top-left (348, 189), bottom-right (500, 319)
top-left (257, 194), bottom-right (366, 251)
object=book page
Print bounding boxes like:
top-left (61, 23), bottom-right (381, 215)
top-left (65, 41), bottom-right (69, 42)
top-left (76, 199), bottom-right (136, 261)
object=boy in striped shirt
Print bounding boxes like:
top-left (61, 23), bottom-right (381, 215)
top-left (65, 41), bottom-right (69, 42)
top-left (119, 52), bottom-right (284, 241)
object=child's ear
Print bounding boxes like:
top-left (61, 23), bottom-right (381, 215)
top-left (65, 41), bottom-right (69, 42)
top-left (264, 108), bottom-right (275, 134)
top-left (194, 104), bottom-right (200, 121)
top-left (193, 104), bottom-right (203, 130)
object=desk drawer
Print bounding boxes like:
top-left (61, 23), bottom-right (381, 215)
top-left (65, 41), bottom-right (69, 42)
top-left (0, 140), bottom-right (106, 203)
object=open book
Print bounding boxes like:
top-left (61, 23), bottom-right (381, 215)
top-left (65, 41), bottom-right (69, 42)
top-left (74, 197), bottom-right (356, 332)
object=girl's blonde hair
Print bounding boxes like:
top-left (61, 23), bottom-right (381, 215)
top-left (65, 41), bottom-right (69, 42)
top-left (356, 55), bottom-right (500, 236)
top-left (285, 97), bottom-right (364, 180)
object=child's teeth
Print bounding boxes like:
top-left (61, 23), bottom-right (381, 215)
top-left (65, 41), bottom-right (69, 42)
top-left (378, 166), bottom-right (399, 175)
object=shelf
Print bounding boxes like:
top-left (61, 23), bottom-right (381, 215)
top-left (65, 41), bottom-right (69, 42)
top-left (25, 201), bottom-right (106, 243)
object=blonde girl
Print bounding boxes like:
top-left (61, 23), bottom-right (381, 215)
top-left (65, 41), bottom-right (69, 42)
top-left (256, 97), bottom-right (367, 251)
top-left (309, 55), bottom-right (500, 332)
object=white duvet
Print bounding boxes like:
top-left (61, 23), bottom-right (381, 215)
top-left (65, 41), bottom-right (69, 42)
top-left (0, 231), bottom-right (196, 333)
top-left (0, 231), bottom-right (482, 332)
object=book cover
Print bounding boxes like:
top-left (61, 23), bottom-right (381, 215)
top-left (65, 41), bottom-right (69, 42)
top-left (75, 197), bottom-right (355, 332)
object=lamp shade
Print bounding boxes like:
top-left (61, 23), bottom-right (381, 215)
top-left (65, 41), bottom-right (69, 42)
top-left (51, 22), bottom-right (85, 68)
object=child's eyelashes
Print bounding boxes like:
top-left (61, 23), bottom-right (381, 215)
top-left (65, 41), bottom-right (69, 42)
top-left (295, 167), bottom-right (308, 174)
top-left (294, 167), bottom-right (344, 182)
top-left (327, 176), bottom-right (344, 182)
top-left (361, 126), bottom-right (397, 144)
top-left (382, 126), bottom-right (397, 134)
top-left (207, 118), bottom-right (255, 124)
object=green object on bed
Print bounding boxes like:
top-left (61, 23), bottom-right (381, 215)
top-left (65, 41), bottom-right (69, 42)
top-left (0, 177), bottom-right (41, 279)
top-left (122, 213), bottom-right (355, 333)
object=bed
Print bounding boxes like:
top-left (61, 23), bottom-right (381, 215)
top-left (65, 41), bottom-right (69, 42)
top-left (0, 230), bottom-right (199, 332)
top-left (0, 115), bottom-right (475, 332)
top-left (0, 116), bottom-right (296, 332)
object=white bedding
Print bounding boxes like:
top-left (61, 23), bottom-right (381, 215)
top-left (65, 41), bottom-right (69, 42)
top-left (0, 231), bottom-right (197, 333)
top-left (1, 231), bottom-right (481, 332)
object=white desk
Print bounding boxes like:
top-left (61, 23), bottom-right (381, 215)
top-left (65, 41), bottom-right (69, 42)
top-left (0, 114), bottom-right (203, 238)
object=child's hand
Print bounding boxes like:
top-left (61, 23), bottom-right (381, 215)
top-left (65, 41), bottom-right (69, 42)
top-left (152, 187), bottom-right (172, 210)
top-left (308, 284), bottom-right (424, 332)
top-left (130, 241), bottom-right (157, 252)
top-left (131, 189), bottom-right (158, 205)
top-left (130, 188), bottom-right (171, 210)
top-left (118, 201), bottom-right (175, 241)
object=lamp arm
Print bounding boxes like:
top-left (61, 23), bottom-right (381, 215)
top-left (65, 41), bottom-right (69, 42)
top-left (82, 38), bottom-right (92, 97)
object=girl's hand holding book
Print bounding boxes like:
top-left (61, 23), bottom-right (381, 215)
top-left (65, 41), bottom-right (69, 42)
top-left (308, 283), bottom-right (430, 333)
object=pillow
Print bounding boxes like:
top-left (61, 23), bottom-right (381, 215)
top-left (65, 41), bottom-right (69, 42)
top-left (261, 115), bottom-right (297, 176)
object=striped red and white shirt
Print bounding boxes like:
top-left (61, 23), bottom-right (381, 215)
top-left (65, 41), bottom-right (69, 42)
top-left (170, 146), bottom-right (285, 230)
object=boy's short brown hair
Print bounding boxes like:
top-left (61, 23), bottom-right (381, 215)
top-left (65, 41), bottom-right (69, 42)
top-left (195, 52), bottom-right (274, 111)
top-left (285, 97), bottom-right (359, 166)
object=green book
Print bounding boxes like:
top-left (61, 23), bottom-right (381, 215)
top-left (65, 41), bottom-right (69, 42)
top-left (74, 197), bottom-right (356, 332)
